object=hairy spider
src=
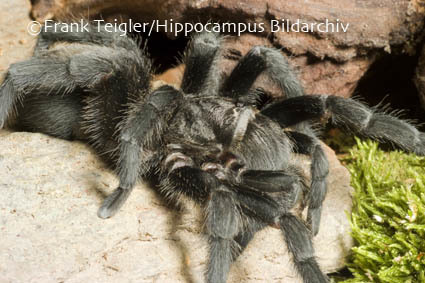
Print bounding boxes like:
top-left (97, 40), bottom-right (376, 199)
top-left (1, 24), bottom-right (424, 283)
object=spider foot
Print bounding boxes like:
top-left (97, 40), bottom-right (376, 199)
top-left (98, 187), bottom-right (132, 219)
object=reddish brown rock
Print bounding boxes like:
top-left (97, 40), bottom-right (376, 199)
top-left (221, 34), bottom-right (374, 97)
top-left (30, 0), bottom-right (425, 98)
top-left (294, 56), bottom-right (373, 97)
top-left (31, 0), bottom-right (425, 59)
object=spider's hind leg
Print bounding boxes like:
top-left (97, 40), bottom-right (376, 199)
top-left (15, 92), bottom-right (84, 140)
top-left (0, 41), bottom-right (150, 132)
top-left (221, 44), bottom-right (316, 134)
top-left (261, 94), bottom-right (425, 234)
top-left (181, 32), bottom-right (222, 96)
top-left (221, 46), bottom-right (304, 101)
top-left (262, 95), bottom-right (425, 156)
top-left (0, 56), bottom-right (78, 129)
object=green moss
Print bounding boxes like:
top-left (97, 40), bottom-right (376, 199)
top-left (341, 138), bottom-right (425, 283)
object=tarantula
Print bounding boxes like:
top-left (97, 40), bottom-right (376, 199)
top-left (1, 24), bottom-right (424, 283)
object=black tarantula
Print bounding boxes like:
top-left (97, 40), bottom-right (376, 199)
top-left (1, 23), bottom-right (425, 283)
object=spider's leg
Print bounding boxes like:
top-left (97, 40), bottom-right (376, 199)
top-left (98, 85), bottom-right (183, 219)
top-left (181, 32), bottom-right (222, 96)
top-left (161, 160), bottom-right (214, 202)
top-left (205, 185), bottom-right (241, 283)
top-left (78, 49), bottom-right (151, 153)
top-left (235, 169), bottom-right (306, 226)
top-left (0, 56), bottom-right (78, 128)
top-left (231, 169), bottom-right (304, 260)
top-left (285, 131), bottom-right (329, 236)
top-left (161, 157), bottom-right (238, 283)
top-left (262, 95), bottom-right (425, 155)
top-left (235, 169), bottom-right (328, 282)
top-left (221, 46), bottom-right (303, 101)
top-left (232, 219), bottom-right (266, 261)
top-left (238, 169), bottom-right (307, 194)
top-left (232, 214), bottom-right (328, 283)
top-left (279, 213), bottom-right (328, 283)
top-left (0, 44), bottom-right (150, 131)
top-left (164, 160), bottom-right (327, 282)
top-left (15, 92), bottom-right (84, 140)
top-left (34, 23), bottom-right (138, 53)
top-left (220, 45), bottom-right (317, 135)
top-left (163, 159), bottom-right (265, 267)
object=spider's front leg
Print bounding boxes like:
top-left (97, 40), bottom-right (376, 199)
top-left (97, 85), bottom-right (183, 219)
top-left (161, 155), bottom-right (240, 283)
top-left (206, 185), bottom-right (242, 283)
top-left (163, 151), bottom-right (328, 283)
top-left (234, 169), bottom-right (328, 283)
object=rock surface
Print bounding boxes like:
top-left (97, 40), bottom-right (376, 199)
top-left (0, 0), bottom-right (35, 73)
top-left (0, 130), bottom-right (353, 282)
top-left (30, 0), bottom-right (425, 98)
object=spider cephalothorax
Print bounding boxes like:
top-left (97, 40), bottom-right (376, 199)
top-left (1, 24), bottom-right (424, 283)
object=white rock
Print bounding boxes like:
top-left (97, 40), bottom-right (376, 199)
top-left (0, 130), bottom-right (353, 282)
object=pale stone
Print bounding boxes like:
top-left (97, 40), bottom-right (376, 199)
top-left (0, 130), bottom-right (353, 282)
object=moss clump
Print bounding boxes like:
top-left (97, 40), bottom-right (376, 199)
top-left (341, 138), bottom-right (425, 282)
